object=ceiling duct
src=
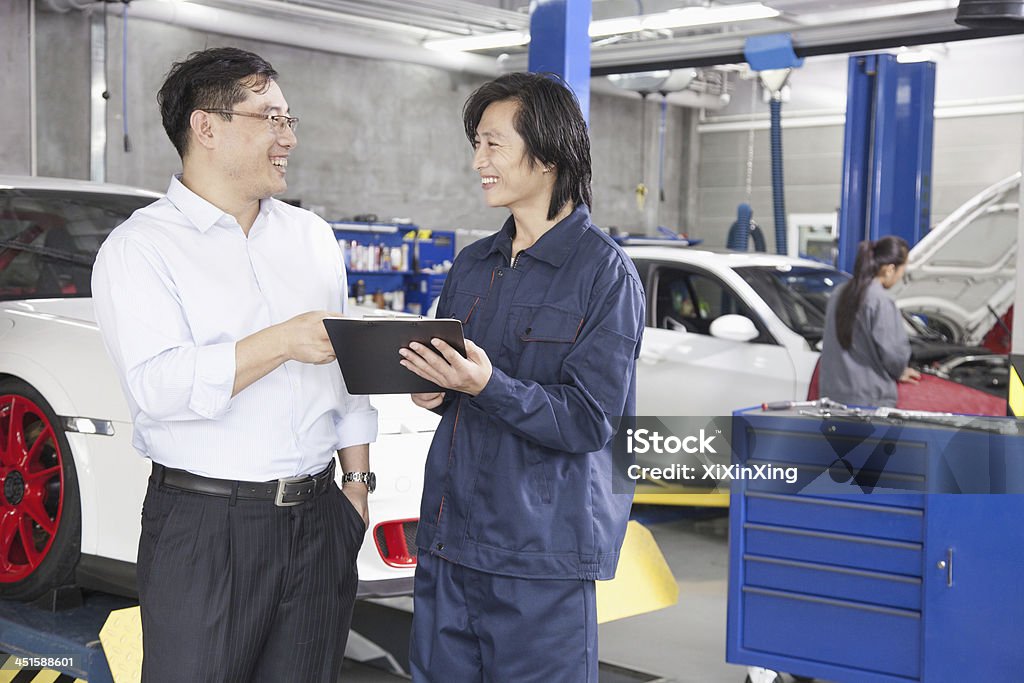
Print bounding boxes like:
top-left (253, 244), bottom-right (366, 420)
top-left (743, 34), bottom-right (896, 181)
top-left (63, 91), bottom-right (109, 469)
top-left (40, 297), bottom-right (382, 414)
top-left (954, 0), bottom-right (1024, 27)
top-left (606, 69), bottom-right (697, 93)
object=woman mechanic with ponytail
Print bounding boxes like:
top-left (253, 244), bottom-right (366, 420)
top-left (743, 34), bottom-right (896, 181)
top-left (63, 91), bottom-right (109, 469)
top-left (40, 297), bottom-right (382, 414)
top-left (820, 236), bottom-right (921, 407)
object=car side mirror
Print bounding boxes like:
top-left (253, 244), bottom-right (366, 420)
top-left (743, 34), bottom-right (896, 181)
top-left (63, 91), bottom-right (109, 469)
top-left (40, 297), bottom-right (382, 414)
top-left (709, 314), bottom-right (758, 342)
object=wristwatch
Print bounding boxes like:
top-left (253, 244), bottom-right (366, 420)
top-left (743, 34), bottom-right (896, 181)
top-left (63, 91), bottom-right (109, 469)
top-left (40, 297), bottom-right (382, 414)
top-left (341, 471), bottom-right (376, 494)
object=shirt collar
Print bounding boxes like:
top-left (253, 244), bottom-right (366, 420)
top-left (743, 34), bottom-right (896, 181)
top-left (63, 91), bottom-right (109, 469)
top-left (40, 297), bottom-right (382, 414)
top-left (481, 203), bottom-right (591, 267)
top-left (164, 174), bottom-right (275, 233)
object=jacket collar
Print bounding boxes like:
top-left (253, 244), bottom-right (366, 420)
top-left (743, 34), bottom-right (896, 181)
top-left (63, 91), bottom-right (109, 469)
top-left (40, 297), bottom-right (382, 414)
top-left (481, 203), bottom-right (591, 267)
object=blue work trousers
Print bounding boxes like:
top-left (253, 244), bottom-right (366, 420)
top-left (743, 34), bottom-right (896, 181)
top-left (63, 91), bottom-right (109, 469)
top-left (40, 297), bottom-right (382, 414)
top-left (410, 553), bottom-right (598, 682)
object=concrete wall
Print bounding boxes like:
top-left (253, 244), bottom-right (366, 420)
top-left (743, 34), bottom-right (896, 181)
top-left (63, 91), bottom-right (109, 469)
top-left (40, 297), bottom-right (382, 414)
top-left (35, 8), bottom-right (91, 180)
top-left (1, 1), bottom-right (31, 175)
top-left (695, 35), bottom-right (1024, 249)
top-left (28, 10), bottom-right (689, 234)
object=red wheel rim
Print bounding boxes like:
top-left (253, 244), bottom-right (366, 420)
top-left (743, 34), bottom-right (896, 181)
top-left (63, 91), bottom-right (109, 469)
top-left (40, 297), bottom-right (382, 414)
top-left (0, 394), bottom-right (64, 582)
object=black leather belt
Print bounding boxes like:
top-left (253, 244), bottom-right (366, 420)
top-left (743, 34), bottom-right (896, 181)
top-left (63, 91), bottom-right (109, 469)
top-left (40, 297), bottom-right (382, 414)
top-left (154, 460), bottom-right (335, 507)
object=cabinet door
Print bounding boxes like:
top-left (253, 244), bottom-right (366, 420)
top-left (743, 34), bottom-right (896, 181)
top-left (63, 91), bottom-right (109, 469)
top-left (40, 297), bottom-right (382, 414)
top-left (921, 494), bottom-right (1024, 681)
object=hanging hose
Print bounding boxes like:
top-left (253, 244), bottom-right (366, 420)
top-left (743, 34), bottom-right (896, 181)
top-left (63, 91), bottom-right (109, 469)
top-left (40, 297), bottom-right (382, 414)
top-left (727, 203), bottom-right (753, 251)
top-left (769, 97), bottom-right (788, 255)
top-left (122, 3), bottom-right (132, 153)
top-left (636, 92), bottom-right (649, 212)
top-left (658, 96), bottom-right (667, 202)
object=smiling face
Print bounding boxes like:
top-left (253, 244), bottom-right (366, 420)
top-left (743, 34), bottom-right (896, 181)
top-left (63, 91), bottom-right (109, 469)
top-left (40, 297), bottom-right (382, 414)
top-left (472, 99), bottom-right (555, 218)
top-left (215, 80), bottom-right (296, 202)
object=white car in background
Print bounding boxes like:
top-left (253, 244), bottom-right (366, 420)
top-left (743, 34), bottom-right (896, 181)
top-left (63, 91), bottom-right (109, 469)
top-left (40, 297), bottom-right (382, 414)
top-left (626, 246), bottom-right (847, 417)
top-left (0, 175), bottom-right (430, 601)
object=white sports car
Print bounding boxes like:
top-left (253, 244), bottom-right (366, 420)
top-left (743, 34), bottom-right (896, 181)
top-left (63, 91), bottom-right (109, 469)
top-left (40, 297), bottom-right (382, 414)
top-left (0, 175), bottom-right (432, 601)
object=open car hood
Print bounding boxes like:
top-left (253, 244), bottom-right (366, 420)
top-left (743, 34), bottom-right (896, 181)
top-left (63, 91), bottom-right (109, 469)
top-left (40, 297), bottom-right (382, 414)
top-left (893, 172), bottom-right (1019, 346)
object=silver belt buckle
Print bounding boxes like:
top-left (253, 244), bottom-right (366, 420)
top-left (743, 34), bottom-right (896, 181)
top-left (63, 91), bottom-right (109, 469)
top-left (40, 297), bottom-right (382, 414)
top-left (275, 475), bottom-right (310, 507)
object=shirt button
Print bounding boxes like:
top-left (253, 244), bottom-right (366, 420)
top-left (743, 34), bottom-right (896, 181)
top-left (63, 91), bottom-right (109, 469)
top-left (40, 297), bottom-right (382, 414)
top-left (497, 269), bottom-right (504, 277)
top-left (435, 543), bottom-right (445, 551)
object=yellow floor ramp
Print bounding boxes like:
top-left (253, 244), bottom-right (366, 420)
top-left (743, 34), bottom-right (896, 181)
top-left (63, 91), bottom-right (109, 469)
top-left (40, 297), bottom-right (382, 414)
top-left (97, 608), bottom-right (141, 683)
top-left (597, 520), bottom-right (679, 623)
top-left (1009, 354), bottom-right (1024, 417)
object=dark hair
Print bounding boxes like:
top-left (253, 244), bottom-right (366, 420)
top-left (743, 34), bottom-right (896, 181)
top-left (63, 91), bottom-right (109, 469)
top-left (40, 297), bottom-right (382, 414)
top-left (462, 72), bottom-right (592, 220)
top-left (836, 235), bottom-right (909, 349)
top-left (157, 47), bottom-right (278, 158)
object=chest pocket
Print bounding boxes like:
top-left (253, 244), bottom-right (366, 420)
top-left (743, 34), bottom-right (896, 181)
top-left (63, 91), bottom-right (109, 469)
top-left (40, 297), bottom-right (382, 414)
top-left (447, 289), bottom-right (485, 324)
top-left (505, 304), bottom-right (583, 381)
top-left (518, 305), bottom-right (583, 342)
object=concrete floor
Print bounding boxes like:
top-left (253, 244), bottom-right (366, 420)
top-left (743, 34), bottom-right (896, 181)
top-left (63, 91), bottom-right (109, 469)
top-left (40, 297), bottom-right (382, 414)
top-left (344, 506), bottom-right (775, 683)
top-left (599, 507), bottom-right (746, 683)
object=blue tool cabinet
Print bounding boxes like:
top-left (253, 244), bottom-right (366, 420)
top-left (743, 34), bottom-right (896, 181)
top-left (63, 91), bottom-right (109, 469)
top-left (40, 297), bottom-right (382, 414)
top-left (726, 408), bottom-right (1024, 683)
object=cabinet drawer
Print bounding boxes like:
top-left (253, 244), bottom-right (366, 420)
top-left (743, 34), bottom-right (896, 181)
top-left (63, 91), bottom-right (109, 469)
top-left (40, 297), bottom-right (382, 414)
top-left (741, 427), bottom-right (929, 485)
top-left (746, 492), bottom-right (924, 543)
top-left (744, 556), bottom-right (922, 611)
top-left (742, 587), bottom-right (921, 679)
top-left (745, 523), bottom-right (922, 576)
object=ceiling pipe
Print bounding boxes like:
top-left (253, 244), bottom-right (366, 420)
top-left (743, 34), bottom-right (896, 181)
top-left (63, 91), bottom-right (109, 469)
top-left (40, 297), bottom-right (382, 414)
top-left (590, 77), bottom-right (731, 109)
top-left (92, 1), bottom-right (728, 109)
top-left (96, 0), bottom-right (500, 77)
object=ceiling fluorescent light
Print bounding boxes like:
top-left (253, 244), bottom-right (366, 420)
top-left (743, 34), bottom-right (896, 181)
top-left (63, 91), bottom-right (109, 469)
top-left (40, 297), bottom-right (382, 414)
top-left (589, 16), bottom-right (645, 38)
top-left (642, 3), bottom-right (780, 30)
top-left (424, 30), bottom-right (530, 52)
top-left (896, 47), bottom-right (939, 63)
top-left (589, 3), bottom-right (778, 37)
top-left (427, 2), bottom-right (777, 52)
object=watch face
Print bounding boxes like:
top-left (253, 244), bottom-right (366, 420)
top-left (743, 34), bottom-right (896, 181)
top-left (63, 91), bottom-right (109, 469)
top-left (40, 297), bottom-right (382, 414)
top-left (367, 472), bottom-right (377, 494)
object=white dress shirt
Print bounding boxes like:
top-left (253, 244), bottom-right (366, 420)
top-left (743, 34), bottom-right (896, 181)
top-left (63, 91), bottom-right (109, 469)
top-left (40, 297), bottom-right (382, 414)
top-left (92, 176), bottom-right (377, 480)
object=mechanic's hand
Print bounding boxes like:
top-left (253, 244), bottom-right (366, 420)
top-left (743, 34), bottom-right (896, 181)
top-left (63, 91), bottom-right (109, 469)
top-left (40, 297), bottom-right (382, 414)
top-left (341, 483), bottom-right (369, 528)
top-left (412, 392), bottom-right (446, 409)
top-left (282, 311), bottom-right (342, 365)
top-left (399, 339), bottom-right (492, 396)
top-left (899, 367), bottom-right (922, 384)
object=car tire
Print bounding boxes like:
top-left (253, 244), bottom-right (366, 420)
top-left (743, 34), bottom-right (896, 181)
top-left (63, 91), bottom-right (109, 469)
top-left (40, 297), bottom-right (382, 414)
top-left (0, 378), bottom-right (81, 600)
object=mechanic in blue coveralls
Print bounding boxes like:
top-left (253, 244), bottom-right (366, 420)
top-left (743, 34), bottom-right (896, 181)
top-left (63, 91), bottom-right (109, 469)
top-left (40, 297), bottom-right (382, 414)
top-left (398, 72), bottom-right (646, 682)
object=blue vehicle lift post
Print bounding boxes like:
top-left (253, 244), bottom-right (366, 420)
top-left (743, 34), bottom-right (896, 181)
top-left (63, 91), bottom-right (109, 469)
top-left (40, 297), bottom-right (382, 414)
top-left (838, 53), bottom-right (936, 273)
top-left (528, 0), bottom-right (592, 123)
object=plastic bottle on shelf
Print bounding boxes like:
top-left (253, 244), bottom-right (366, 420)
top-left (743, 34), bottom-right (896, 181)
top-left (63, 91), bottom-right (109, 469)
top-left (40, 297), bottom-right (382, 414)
top-left (340, 239), bottom-right (351, 269)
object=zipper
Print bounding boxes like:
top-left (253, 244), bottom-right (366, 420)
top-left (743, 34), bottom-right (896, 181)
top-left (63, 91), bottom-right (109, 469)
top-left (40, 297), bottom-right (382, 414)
top-left (511, 251), bottom-right (521, 269)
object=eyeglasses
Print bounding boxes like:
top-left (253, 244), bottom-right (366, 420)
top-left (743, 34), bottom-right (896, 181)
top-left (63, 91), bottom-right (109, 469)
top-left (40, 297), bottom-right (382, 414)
top-left (202, 109), bottom-right (299, 133)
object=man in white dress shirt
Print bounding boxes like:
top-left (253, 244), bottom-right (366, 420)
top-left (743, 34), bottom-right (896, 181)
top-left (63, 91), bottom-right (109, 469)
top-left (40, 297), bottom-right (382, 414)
top-left (92, 47), bottom-right (375, 682)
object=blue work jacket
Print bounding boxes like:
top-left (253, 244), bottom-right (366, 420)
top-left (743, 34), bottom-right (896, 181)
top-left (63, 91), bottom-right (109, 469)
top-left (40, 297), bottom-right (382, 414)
top-left (415, 204), bottom-right (645, 580)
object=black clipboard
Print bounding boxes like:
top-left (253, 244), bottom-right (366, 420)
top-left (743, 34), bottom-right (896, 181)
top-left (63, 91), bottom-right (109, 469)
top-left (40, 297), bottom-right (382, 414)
top-left (324, 317), bottom-right (467, 394)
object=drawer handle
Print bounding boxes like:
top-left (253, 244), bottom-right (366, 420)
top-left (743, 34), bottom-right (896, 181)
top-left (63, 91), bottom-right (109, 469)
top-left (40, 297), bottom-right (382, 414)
top-left (936, 548), bottom-right (953, 587)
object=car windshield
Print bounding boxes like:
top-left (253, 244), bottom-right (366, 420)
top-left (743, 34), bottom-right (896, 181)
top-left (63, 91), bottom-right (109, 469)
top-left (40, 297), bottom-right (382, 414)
top-left (0, 189), bottom-right (151, 301)
top-left (734, 265), bottom-right (850, 344)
